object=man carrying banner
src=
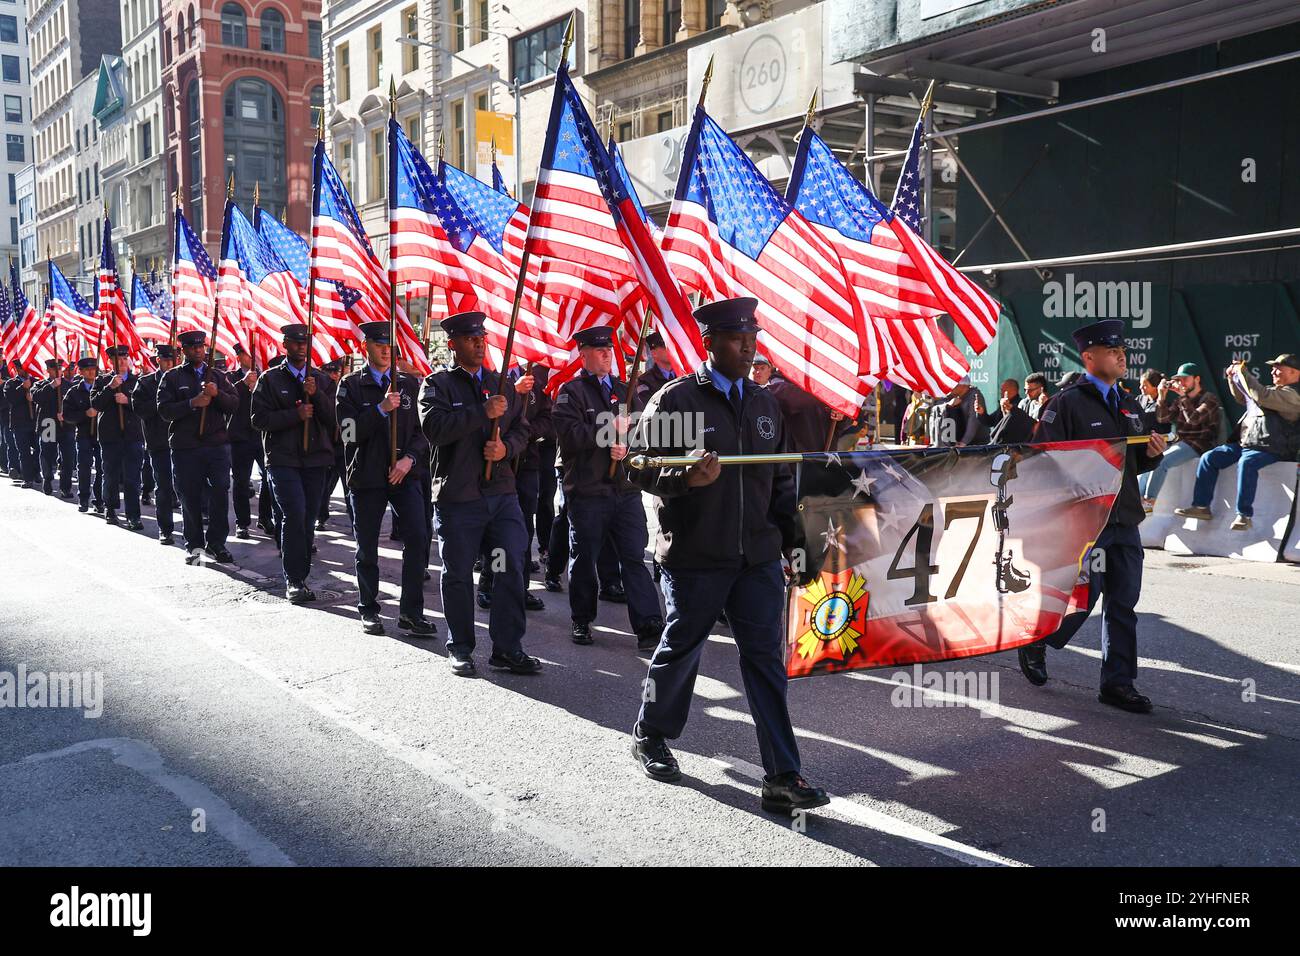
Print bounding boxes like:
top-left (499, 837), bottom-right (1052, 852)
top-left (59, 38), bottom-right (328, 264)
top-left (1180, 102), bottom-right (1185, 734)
top-left (1023, 319), bottom-right (1166, 712)
top-left (131, 344), bottom-right (180, 544)
top-left (628, 297), bottom-right (828, 814)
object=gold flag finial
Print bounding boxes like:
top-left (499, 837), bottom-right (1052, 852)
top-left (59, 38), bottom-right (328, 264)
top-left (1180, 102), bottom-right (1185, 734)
top-left (226, 173), bottom-right (235, 199)
top-left (253, 181), bottom-right (260, 207)
top-left (920, 79), bottom-right (937, 116)
top-left (389, 76), bottom-right (397, 115)
top-left (317, 103), bottom-right (326, 140)
top-left (606, 111), bottom-right (615, 143)
top-left (697, 54), bottom-right (715, 109)
top-left (560, 14), bottom-right (576, 63)
top-left (803, 89), bottom-right (819, 129)
top-left (437, 128), bottom-right (444, 161)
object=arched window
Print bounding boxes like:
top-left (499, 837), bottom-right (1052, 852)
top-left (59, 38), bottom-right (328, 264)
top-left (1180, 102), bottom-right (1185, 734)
top-left (223, 79), bottom-right (285, 217)
top-left (260, 9), bottom-right (284, 53)
top-left (220, 3), bottom-right (247, 48)
top-left (186, 80), bottom-right (203, 231)
top-left (176, 15), bottom-right (186, 53)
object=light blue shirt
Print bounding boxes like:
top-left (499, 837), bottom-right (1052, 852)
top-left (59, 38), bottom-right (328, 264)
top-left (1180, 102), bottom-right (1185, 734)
top-left (1083, 372), bottom-right (1118, 408)
top-left (369, 365), bottom-right (392, 417)
top-left (284, 361), bottom-right (307, 383)
top-left (706, 362), bottom-right (743, 400)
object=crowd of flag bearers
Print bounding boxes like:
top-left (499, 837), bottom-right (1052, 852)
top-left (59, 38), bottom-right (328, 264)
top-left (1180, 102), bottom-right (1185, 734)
top-left (0, 20), bottom-right (1172, 812)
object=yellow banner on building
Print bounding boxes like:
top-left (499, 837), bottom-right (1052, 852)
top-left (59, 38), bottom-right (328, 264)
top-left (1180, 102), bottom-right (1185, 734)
top-left (474, 110), bottom-right (515, 194)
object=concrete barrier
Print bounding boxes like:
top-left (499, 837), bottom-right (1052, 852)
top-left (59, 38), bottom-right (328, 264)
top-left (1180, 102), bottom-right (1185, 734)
top-left (1140, 455), bottom-right (1299, 561)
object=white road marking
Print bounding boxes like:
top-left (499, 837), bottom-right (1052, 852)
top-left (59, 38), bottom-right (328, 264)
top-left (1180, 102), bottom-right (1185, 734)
top-left (13, 738), bottom-right (294, 866)
top-left (1003, 726), bottom-right (1178, 787)
top-left (1064, 646), bottom-right (1300, 705)
top-left (845, 671), bottom-right (1078, 732)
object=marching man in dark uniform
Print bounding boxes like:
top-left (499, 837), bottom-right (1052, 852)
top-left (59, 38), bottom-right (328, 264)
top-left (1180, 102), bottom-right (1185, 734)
top-left (337, 321), bottom-right (436, 637)
top-left (633, 330), bottom-right (677, 406)
top-left (250, 324), bottom-right (338, 604)
top-left (628, 297), bottom-right (828, 814)
top-left (1023, 318), bottom-right (1167, 712)
top-left (315, 359), bottom-right (348, 531)
top-left (419, 311), bottom-right (540, 677)
top-left (2, 365), bottom-right (39, 487)
top-left (131, 344), bottom-right (180, 544)
top-left (90, 345), bottom-right (147, 530)
top-left (62, 358), bottom-right (102, 511)
top-left (33, 359), bottom-right (76, 498)
top-left (158, 329), bottom-right (240, 564)
top-left (553, 325), bottom-right (663, 651)
top-left (228, 347), bottom-right (270, 541)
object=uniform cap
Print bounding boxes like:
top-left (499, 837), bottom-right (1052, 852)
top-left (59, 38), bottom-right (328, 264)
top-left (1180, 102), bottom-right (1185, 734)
top-left (693, 297), bottom-right (760, 334)
top-left (440, 311), bottom-right (487, 337)
top-left (1071, 319), bottom-right (1125, 352)
top-left (573, 326), bottom-right (615, 349)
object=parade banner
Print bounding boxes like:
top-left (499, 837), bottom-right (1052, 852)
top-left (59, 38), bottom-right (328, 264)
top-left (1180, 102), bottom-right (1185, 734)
top-left (786, 439), bottom-right (1126, 677)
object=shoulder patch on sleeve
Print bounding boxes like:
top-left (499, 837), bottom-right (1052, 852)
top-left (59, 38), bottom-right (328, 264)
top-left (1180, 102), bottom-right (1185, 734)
top-left (555, 392), bottom-right (570, 405)
top-left (1041, 409), bottom-right (1056, 424)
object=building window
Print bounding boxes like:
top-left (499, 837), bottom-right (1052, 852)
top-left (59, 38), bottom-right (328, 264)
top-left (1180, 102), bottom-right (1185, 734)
top-left (140, 120), bottom-right (152, 159)
top-left (0, 15), bottom-right (16, 43)
top-left (5, 132), bottom-right (22, 162)
top-left (705, 0), bottom-right (727, 30)
top-left (3, 94), bottom-right (19, 123)
top-left (336, 43), bottom-right (350, 102)
top-left (476, 0), bottom-right (489, 45)
top-left (1, 55), bottom-right (19, 83)
top-left (9, 218), bottom-right (15, 246)
top-left (309, 85), bottom-right (323, 129)
top-left (220, 3), bottom-right (247, 48)
top-left (93, 164), bottom-right (99, 197)
top-left (450, 100), bottom-right (465, 167)
top-left (260, 9), bottom-right (284, 53)
top-left (402, 6), bottom-right (419, 73)
top-left (368, 26), bottom-right (382, 89)
top-left (336, 140), bottom-right (353, 196)
top-left (511, 18), bottom-right (572, 85)
top-left (308, 20), bottom-right (322, 58)
top-left (662, 0), bottom-right (681, 45)
top-left (6, 173), bottom-right (14, 204)
top-left (224, 79), bottom-right (286, 217)
top-left (623, 0), bottom-right (640, 59)
top-left (404, 114), bottom-right (420, 150)
top-left (451, 0), bottom-right (465, 53)
top-left (369, 128), bottom-right (384, 202)
top-left (617, 120), bottom-right (632, 141)
top-left (187, 80), bottom-right (203, 232)
top-left (656, 110), bottom-right (673, 132)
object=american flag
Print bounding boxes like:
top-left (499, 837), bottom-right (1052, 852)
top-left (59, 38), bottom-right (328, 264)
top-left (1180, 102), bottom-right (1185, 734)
top-left (98, 216), bottom-right (151, 366)
top-left (130, 272), bottom-right (171, 344)
top-left (787, 128), bottom-right (970, 395)
top-left (0, 281), bottom-right (15, 358)
top-left (311, 139), bottom-right (431, 375)
top-left (662, 108), bottom-right (875, 416)
top-left (877, 111), bottom-right (1000, 351)
top-left (531, 65), bottom-right (704, 375)
top-left (10, 273), bottom-right (55, 375)
top-left (254, 203), bottom-right (363, 354)
top-left (388, 118), bottom-right (567, 369)
top-left (171, 203), bottom-right (218, 341)
top-left (48, 259), bottom-right (98, 342)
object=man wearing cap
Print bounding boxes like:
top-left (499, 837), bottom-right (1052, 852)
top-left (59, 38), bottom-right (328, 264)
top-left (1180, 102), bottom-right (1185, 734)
top-left (628, 297), bottom-right (829, 814)
top-left (2, 364), bottom-right (39, 487)
top-left (158, 330), bottom-right (240, 563)
top-left (338, 321), bottom-right (436, 638)
top-left (553, 325), bottom-right (664, 651)
top-left (1023, 319), bottom-right (1167, 713)
top-left (91, 345), bottom-right (147, 530)
top-left (1137, 362), bottom-right (1222, 509)
top-left (62, 358), bottom-right (103, 511)
top-left (633, 331), bottom-right (677, 406)
top-left (418, 311), bottom-right (539, 675)
top-left (1175, 353), bottom-right (1300, 530)
top-left (131, 345), bottom-right (180, 544)
top-left (32, 359), bottom-right (76, 498)
top-left (250, 324), bottom-right (338, 604)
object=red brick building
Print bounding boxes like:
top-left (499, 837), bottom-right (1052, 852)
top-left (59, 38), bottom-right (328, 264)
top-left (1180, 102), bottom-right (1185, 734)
top-left (161, 1), bottom-right (324, 248)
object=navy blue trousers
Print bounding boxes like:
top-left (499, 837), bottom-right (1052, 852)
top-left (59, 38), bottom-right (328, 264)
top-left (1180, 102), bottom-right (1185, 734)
top-left (39, 431), bottom-right (76, 492)
top-left (147, 446), bottom-right (177, 535)
top-left (267, 466), bottom-right (325, 586)
top-left (350, 479), bottom-right (428, 618)
top-left (174, 444), bottom-right (232, 552)
top-left (76, 436), bottom-right (102, 506)
top-left (101, 440), bottom-right (145, 520)
top-left (435, 493), bottom-right (527, 658)
top-left (637, 560), bottom-right (800, 778)
top-left (568, 493), bottom-right (658, 630)
top-left (11, 427), bottom-right (38, 484)
top-left (1044, 523), bottom-right (1143, 689)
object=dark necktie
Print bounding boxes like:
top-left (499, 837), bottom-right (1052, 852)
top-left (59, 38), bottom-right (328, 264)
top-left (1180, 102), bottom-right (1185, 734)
top-left (728, 382), bottom-right (743, 418)
top-left (1106, 388), bottom-right (1119, 420)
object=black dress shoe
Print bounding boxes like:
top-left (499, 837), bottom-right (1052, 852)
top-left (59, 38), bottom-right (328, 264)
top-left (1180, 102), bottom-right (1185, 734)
top-left (287, 584), bottom-right (315, 605)
top-left (1098, 684), bottom-right (1153, 714)
top-left (141, 493), bottom-right (152, 506)
top-left (77, 503), bottom-right (89, 513)
top-left (159, 533), bottom-right (174, 546)
top-left (42, 483), bottom-right (52, 495)
top-left (398, 614), bottom-right (437, 637)
top-left (488, 650), bottom-right (542, 674)
top-left (206, 548), bottom-right (235, 564)
top-left (636, 617), bottom-right (664, 653)
top-left (475, 591), bottom-right (492, 610)
top-left (761, 772), bottom-right (831, 814)
top-left (571, 622), bottom-right (593, 645)
top-left (360, 612), bottom-right (385, 635)
top-left (104, 511), bottom-right (119, 526)
top-left (59, 490), bottom-right (74, 500)
top-left (543, 577), bottom-right (562, 593)
top-left (632, 735), bottom-right (681, 782)
top-left (315, 519), bottom-right (328, 531)
top-left (184, 550), bottom-right (204, 566)
top-left (526, 559), bottom-right (540, 573)
top-left (449, 654), bottom-right (477, 677)
top-left (92, 503), bottom-right (104, 514)
top-left (126, 519), bottom-right (145, 531)
top-left (524, 593), bottom-right (545, 611)
top-left (598, 583), bottom-right (627, 603)
top-left (1018, 641), bottom-right (1048, 686)
top-left (235, 526), bottom-right (251, 540)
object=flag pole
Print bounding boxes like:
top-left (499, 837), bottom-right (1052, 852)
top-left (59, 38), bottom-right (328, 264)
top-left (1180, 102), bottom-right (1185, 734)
top-left (200, 176), bottom-right (234, 437)
top-left (104, 205), bottom-right (124, 429)
top-left (485, 13), bottom-right (576, 481)
top-left (304, 113), bottom-right (324, 453)
top-left (610, 308), bottom-right (653, 478)
top-left (169, 190), bottom-right (181, 350)
top-left (386, 78), bottom-right (400, 469)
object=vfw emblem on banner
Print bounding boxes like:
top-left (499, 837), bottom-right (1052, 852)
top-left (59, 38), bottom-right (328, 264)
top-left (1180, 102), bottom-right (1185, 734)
top-left (785, 440), bottom-right (1126, 679)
